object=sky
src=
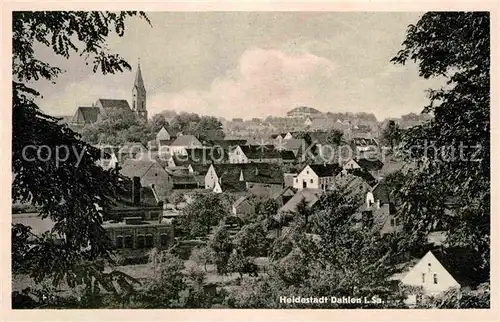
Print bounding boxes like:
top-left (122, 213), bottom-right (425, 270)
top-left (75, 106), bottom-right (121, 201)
top-left (32, 12), bottom-right (444, 121)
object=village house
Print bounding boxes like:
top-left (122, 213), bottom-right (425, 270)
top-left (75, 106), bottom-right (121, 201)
top-left (228, 145), bottom-right (289, 164)
top-left (155, 126), bottom-right (177, 145)
top-left (166, 135), bottom-right (204, 155)
top-left (167, 147), bottom-right (225, 168)
top-left (293, 163), bottom-right (342, 191)
top-left (119, 159), bottom-right (172, 201)
top-left (204, 163), bottom-right (284, 194)
top-left (343, 157), bottom-right (385, 178)
top-left (231, 195), bottom-right (255, 217)
top-left (395, 248), bottom-right (488, 306)
top-left (354, 179), bottom-right (402, 236)
top-left (351, 137), bottom-right (379, 154)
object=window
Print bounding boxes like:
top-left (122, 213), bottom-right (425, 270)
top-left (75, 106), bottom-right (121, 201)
top-left (145, 234), bottom-right (154, 248)
top-left (295, 178), bottom-right (298, 183)
top-left (310, 179), bottom-right (313, 183)
top-left (306, 170), bottom-right (309, 174)
top-left (160, 233), bottom-right (169, 247)
top-left (422, 273), bottom-right (426, 283)
top-left (124, 235), bottom-right (133, 249)
top-left (390, 218), bottom-right (395, 227)
top-left (433, 273), bottom-right (438, 284)
top-left (115, 236), bottom-right (124, 249)
top-left (136, 234), bottom-right (145, 249)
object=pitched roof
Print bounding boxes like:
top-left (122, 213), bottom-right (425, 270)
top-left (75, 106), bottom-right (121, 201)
top-left (133, 62), bottom-right (146, 92)
top-left (431, 248), bottom-right (488, 287)
top-left (220, 181), bottom-right (248, 193)
top-left (278, 188), bottom-right (323, 214)
top-left (190, 164), bottom-right (211, 175)
top-left (212, 163), bottom-right (284, 185)
top-left (372, 179), bottom-right (391, 204)
top-left (242, 163), bottom-right (284, 184)
top-left (72, 106), bottom-right (100, 124)
top-left (240, 145), bottom-right (282, 159)
top-left (281, 139), bottom-right (306, 151)
top-left (170, 135), bottom-right (202, 147)
top-left (119, 160), bottom-right (159, 179)
top-left (352, 137), bottom-right (378, 147)
top-left (96, 99), bottom-right (131, 110)
top-left (356, 158), bottom-right (384, 172)
top-left (346, 168), bottom-right (377, 187)
top-left (233, 195), bottom-right (251, 209)
top-left (205, 139), bottom-right (248, 150)
top-left (172, 175), bottom-right (198, 185)
top-left (308, 163), bottom-right (342, 177)
top-left (279, 150), bottom-right (296, 161)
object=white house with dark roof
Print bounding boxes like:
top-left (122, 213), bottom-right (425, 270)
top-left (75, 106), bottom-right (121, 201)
top-left (394, 248), bottom-right (489, 306)
top-left (167, 135), bottom-right (203, 155)
top-left (293, 164), bottom-right (342, 191)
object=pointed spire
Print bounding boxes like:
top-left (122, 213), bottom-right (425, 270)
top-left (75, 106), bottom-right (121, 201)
top-left (134, 58), bottom-right (146, 92)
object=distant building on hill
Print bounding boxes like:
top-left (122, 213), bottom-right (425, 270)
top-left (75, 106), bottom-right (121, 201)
top-left (286, 106), bottom-right (323, 119)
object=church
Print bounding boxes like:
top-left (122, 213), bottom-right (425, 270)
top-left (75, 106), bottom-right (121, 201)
top-left (71, 62), bottom-right (148, 126)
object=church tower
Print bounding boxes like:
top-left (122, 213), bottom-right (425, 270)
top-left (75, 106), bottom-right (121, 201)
top-left (132, 60), bottom-right (147, 121)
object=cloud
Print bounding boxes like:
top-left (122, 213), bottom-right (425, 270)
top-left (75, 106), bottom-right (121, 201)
top-left (149, 48), bottom-right (337, 119)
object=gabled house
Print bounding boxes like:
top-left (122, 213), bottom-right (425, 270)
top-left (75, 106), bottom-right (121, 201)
top-left (351, 137), bottom-right (378, 154)
top-left (213, 180), bottom-right (248, 195)
top-left (274, 186), bottom-right (298, 207)
top-left (156, 126), bottom-right (176, 142)
top-left (167, 135), bottom-right (203, 155)
top-left (205, 163), bottom-right (284, 194)
top-left (354, 179), bottom-right (401, 236)
top-left (232, 195), bottom-right (255, 216)
top-left (343, 157), bottom-right (384, 175)
top-left (167, 147), bottom-right (224, 168)
top-left (293, 163), bottom-right (342, 191)
top-left (228, 145), bottom-right (284, 164)
top-left (396, 248), bottom-right (489, 305)
top-left (119, 159), bottom-right (172, 201)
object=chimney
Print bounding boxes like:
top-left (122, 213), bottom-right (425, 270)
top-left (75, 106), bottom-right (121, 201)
top-left (375, 199), bottom-right (380, 209)
top-left (132, 176), bottom-right (141, 206)
top-left (255, 168), bottom-right (259, 176)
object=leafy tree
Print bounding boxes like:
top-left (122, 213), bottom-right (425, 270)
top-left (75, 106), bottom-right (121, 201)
top-left (233, 222), bottom-right (269, 257)
top-left (170, 112), bottom-right (201, 134)
top-left (150, 114), bottom-right (170, 134)
top-left (139, 252), bottom-right (186, 308)
top-left (12, 10), bottom-right (150, 299)
top-left (189, 246), bottom-right (216, 272)
top-left (325, 129), bottom-right (344, 146)
top-left (80, 107), bottom-right (154, 145)
top-left (253, 197), bottom-right (279, 222)
top-left (168, 191), bottom-right (185, 210)
top-left (381, 120), bottom-right (401, 150)
top-left (193, 116), bottom-right (225, 140)
top-left (227, 251), bottom-right (250, 278)
top-left (207, 223), bottom-right (233, 275)
top-left (182, 193), bottom-right (229, 236)
top-left (391, 12), bottom-right (490, 269)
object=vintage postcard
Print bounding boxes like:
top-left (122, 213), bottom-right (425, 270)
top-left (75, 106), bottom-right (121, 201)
top-left (1, 0), bottom-right (498, 321)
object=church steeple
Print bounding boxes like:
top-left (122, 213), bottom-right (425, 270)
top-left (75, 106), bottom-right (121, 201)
top-left (132, 59), bottom-right (147, 121)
